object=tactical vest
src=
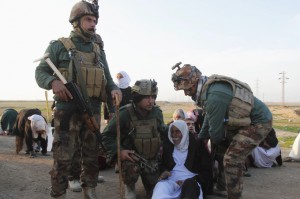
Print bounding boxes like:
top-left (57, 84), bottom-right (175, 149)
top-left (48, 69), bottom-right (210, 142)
top-left (126, 104), bottom-right (161, 159)
top-left (58, 37), bottom-right (107, 101)
top-left (201, 74), bottom-right (254, 127)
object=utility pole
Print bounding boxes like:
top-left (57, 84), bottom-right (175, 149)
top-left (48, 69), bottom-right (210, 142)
top-left (278, 71), bottom-right (289, 106)
top-left (255, 78), bottom-right (259, 98)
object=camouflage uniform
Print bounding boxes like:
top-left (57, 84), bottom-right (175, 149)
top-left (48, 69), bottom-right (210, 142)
top-left (171, 64), bottom-right (272, 199)
top-left (102, 103), bottom-right (167, 196)
top-left (35, 1), bottom-right (119, 197)
top-left (102, 79), bottom-right (168, 198)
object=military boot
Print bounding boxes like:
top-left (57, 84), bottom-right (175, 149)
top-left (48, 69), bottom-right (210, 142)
top-left (83, 187), bottom-right (97, 199)
top-left (125, 184), bottom-right (136, 199)
top-left (55, 194), bottom-right (66, 199)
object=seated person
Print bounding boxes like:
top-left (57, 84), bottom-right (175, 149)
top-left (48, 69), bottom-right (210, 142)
top-left (283, 129), bottom-right (300, 162)
top-left (0, 108), bottom-right (18, 135)
top-left (167, 108), bottom-right (187, 125)
top-left (186, 108), bottom-right (205, 134)
top-left (152, 120), bottom-right (211, 199)
top-left (247, 128), bottom-right (282, 168)
top-left (184, 116), bottom-right (197, 138)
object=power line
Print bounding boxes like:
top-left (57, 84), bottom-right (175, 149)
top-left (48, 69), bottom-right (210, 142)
top-left (278, 71), bottom-right (289, 105)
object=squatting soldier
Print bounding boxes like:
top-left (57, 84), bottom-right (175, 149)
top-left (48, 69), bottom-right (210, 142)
top-left (35, 1), bottom-right (122, 198)
top-left (102, 79), bottom-right (168, 199)
top-left (171, 63), bottom-right (272, 199)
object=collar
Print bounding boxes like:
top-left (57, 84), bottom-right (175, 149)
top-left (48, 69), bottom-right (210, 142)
top-left (192, 75), bottom-right (208, 106)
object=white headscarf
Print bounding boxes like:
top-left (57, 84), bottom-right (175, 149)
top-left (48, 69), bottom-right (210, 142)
top-left (168, 120), bottom-right (189, 152)
top-left (28, 114), bottom-right (48, 140)
top-left (116, 71), bottom-right (131, 89)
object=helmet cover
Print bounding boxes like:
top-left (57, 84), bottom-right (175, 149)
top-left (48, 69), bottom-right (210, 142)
top-left (69, 1), bottom-right (99, 23)
top-left (171, 64), bottom-right (201, 90)
top-left (132, 79), bottom-right (158, 96)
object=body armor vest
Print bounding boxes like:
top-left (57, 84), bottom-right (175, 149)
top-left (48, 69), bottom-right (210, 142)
top-left (201, 74), bottom-right (254, 127)
top-left (126, 104), bottom-right (161, 159)
top-left (58, 37), bottom-right (107, 101)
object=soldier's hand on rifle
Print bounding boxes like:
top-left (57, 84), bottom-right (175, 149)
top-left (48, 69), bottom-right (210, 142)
top-left (111, 89), bottom-right (122, 106)
top-left (51, 80), bottom-right (73, 101)
top-left (121, 149), bottom-right (136, 162)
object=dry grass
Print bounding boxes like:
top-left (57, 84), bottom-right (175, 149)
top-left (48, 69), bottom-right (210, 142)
top-left (1, 100), bottom-right (300, 132)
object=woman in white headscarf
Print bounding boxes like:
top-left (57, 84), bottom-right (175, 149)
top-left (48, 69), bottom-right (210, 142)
top-left (152, 120), bottom-right (211, 199)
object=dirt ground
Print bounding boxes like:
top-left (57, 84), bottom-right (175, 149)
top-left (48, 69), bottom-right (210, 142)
top-left (0, 130), bottom-right (299, 199)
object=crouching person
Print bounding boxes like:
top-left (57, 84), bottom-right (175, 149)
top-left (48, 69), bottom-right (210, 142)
top-left (152, 120), bottom-right (211, 199)
top-left (102, 79), bottom-right (168, 199)
top-left (14, 108), bottom-right (48, 157)
top-left (27, 114), bottom-right (49, 156)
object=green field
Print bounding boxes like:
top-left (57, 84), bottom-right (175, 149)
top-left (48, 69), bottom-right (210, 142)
top-left (1, 100), bottom-right (299, 148)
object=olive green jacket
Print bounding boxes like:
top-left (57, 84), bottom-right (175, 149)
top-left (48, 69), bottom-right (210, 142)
top-left (198, 82), bottom-right (272, 144)
top-left (102, 103), bottom-right (168, 161)
top-left (35, 31), bottom-right (118, 111)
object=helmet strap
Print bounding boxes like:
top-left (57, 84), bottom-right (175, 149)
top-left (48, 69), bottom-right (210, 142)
top-left (74, 24), bottom-right (94, 42)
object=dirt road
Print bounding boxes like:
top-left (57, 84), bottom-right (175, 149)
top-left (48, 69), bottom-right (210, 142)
top-left (0, 132), bottom-right (299, 199)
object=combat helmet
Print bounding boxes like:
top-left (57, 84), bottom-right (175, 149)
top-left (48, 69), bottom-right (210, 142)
top-left (69, 0), bottom-right (99, 24)
top-left (171, 62), bottom-right (202, 90)
top-left (132, 79), bottom-right (158, 96)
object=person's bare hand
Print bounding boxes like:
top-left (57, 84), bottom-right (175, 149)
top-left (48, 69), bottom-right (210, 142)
top-left (51, 80), bottom-right (73, 101)
top-left (120, 150), bottom-right (136, 162)
top-left (112, 90), bottom-right (122, 105)
top-left (158, 171), bottom-right (171, 180)
top-left (176, 180), bottom-right (183, 186)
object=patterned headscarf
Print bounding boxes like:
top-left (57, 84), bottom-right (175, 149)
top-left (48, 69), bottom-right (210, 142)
top-left (168, 120), bottom-right (189, 152)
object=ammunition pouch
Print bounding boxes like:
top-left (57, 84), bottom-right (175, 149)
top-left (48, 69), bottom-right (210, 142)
top-left (58, 37), bottom-right (107, 102)
top-left (126, 105), bottom-right (161, 159)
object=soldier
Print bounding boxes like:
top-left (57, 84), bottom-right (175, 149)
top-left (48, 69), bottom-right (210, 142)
top-left (35, 1), bottom-right (122, 198)
top-left (171, 63), bottom-right (272, 199)
top-left (102, 79), bottom-right (168, 199)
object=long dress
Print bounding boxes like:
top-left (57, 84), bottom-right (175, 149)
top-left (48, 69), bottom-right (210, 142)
top-left (151, 148), bottom-right (203, 199)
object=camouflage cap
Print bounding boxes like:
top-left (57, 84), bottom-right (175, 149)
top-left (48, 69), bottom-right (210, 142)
top-left (69, 1), bottom-right (99, 24)
top-left (132, 79), bottom-right (158, 96)
top-left (171, 63), bottom-right (201, 90)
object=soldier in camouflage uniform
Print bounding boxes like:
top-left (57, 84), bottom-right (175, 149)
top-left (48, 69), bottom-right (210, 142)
top-left (171, 63), bottom-right (272, 199)
top-left (102, 79), bottom-right (168, 199)
top-left (35, 1), bottom-right (122, 198)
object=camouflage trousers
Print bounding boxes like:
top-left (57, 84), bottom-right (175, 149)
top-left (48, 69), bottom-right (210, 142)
top-left (49, 110), bottom-right (100, 198)
top-left (223, 121), bottom-right (272, 199)
top-left (121, 159), bottom-right (160, 196)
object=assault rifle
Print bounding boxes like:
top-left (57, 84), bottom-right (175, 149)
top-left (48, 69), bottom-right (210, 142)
top-left (129, 151), bottom-right (157, 173)
top-left (34, 53), bottom-right (104, 148)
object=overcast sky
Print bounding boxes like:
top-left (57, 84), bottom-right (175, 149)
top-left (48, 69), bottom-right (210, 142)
top-left (1, 0), bottom-right (300, 103)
